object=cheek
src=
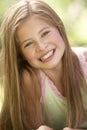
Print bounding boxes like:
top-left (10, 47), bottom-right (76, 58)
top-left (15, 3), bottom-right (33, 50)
top-left (54, 33), bottom-right (65, 47)
top-left (22, 49), bottom-right (35, 61)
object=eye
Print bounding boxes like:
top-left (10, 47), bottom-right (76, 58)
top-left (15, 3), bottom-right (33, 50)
top-left (24, 41), bottom-right (33, 48)
top-left (41, 31), bottom-right (50, 37)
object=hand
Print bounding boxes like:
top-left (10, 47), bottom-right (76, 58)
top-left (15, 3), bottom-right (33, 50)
top-left (37, 125), bottom-right (53, 130)
top-left (63, 127), bottom-right (83, 130)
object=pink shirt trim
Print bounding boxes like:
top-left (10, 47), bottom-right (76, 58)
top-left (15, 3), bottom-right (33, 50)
top-left (40, 51), bottom-right (87, 103)
top-left (40, 71), bottom-right (46, 103)
top-left (79, 54), bottom-right (87, 78)
top-left (47, 76), bottom-right (66, 99)
top-left (40, 70), bottom-right (65, 103)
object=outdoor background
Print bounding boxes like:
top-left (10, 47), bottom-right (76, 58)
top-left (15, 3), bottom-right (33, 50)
top-left (0, 0), bottom-right (87, 110)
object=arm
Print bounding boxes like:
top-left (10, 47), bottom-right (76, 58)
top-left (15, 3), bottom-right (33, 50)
top-left (37, 126), bottom-right (84, 130)
top-left (63, 127), bottom-right (83, 130)
top-left (37, 125), bottom-right (53, 130)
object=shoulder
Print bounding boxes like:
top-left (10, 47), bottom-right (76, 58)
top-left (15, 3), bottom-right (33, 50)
top-left (72, 47), bottom-right (87, 62)
top-left (72, 47), bottom-right (87, 78)
top-left (21, 69), bottom-right (40, 87)
top-left (84, 51), bottom-right (87, 62)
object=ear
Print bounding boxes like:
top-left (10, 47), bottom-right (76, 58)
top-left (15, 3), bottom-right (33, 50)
top-left (84, 51), bottom-right (87, 62)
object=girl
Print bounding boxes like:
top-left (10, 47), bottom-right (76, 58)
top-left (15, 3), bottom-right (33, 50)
top-left (0, 0), bottom-right (87, 130)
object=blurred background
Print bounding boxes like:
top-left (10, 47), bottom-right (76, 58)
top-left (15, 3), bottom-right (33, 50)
top-left (44, 0), bottom-right (87, 47)
top-left (0, 0), bottom-right (87, 110)
top-left (0, 0), bottom-right (87, 48)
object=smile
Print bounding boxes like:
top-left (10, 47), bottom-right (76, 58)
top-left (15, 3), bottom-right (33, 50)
top-left (39, 49), bottom-right (55, 62)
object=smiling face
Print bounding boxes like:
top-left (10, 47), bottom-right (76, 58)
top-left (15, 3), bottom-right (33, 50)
top-left (17, 16), bottom-right (65, 70)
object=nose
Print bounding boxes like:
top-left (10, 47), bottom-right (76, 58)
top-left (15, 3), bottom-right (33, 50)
top-left (36, 40), bottom-right (48, 52)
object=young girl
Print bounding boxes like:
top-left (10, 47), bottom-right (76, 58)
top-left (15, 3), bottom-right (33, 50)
top-left (0, 0), bottom-right (87, 130)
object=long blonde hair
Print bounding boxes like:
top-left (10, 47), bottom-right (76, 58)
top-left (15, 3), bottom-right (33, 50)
top-left (0, 0), bottom-right (86, 129)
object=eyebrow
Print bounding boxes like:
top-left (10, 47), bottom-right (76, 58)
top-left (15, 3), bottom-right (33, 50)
top-left (39, 26), bottom-right (50, 34)
top-left (21, 26), bottom-right (50, 45)
top-left (21, 39), bottom-right (31, 46)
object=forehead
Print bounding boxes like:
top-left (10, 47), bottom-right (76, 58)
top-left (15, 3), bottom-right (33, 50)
top-left (17, 15), bottom-right (54, 43)
top-left (17, 15), bottom-right (55, 34)
top-left (18, 14), bottom-right (55, 30)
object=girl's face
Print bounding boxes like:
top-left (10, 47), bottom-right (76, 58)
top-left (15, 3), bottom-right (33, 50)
top-left (17, 16), bottom-right (65, 70)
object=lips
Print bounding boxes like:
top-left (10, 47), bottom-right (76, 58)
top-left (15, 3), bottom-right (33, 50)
top-left (39, 49), bottom-right (55, 62)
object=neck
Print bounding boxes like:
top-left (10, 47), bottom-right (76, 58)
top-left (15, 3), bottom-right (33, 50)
top-left (42, 61), bottom-right (64, 94)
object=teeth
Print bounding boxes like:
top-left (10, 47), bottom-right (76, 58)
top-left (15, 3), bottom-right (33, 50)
top-left (40, 50), bottom-right (53, 61)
